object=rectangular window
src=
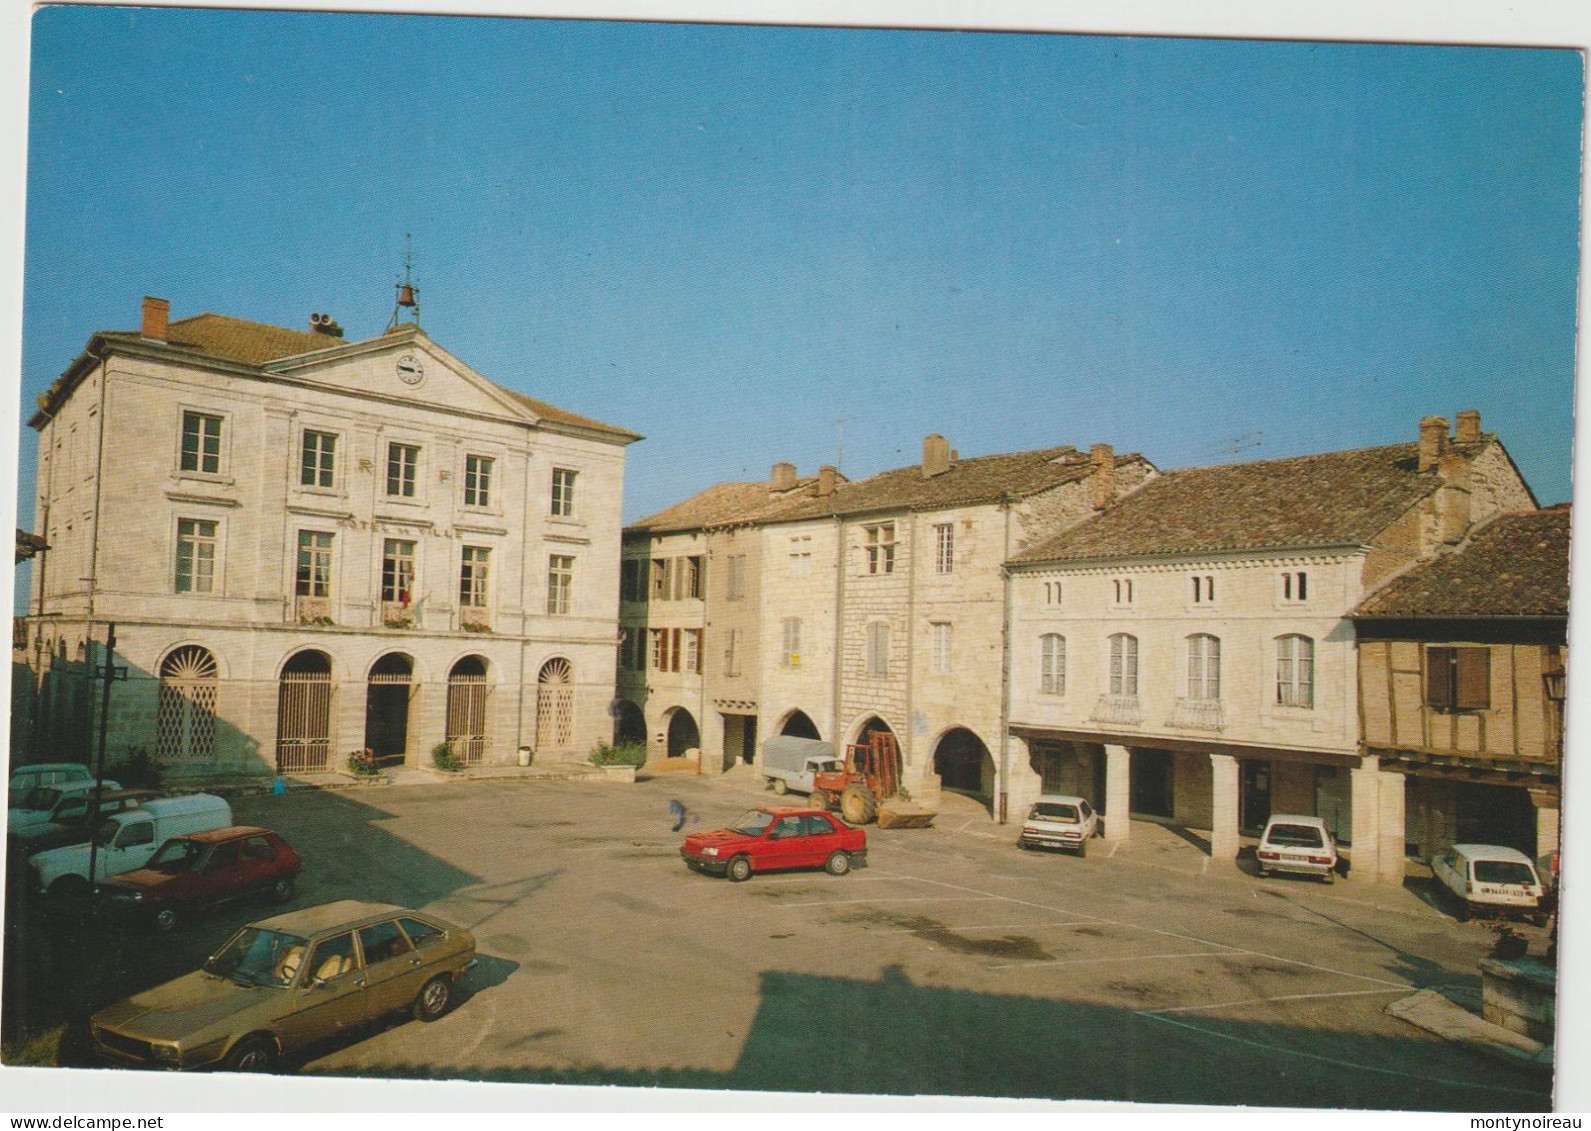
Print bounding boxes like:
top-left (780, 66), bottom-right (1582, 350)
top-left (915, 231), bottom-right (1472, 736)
top-left (1044, 581), bottom-right (1063, 607)
top-left (464, 455), bottom-right (494, 507)
top-left (381, 539), bottom-right (416, 603)
top-left (864, 523), bottom-right (897, 575)
top-left (934, 523), bottom-right (954, 574)
top-left (724, 628), bottom-right (741, 677)
top-left (932, 622), bottom-right (952, 675)
top-left (1110, 634), bottom-right (1138, 697)
top-left (175, 519), bottom-right (217, 594)
top-left (650, 627), bottom-right (671, 671)
top-left (782, 618), bottom-right (802, 668)
top-left (547, 555), bottom-right (574, 615)
top-left (684, 629), bottom-right (702, 674)
top-left (789, 536), bottom-right (812, 577)
top-left (180, 412), bottom-right (222, 474)
top-left (621, 559), bottom-right (644, 602)
top-left (300, 430), bottom-right (336, 488)
top-left (727, 555), bottom-right (746, 600)
top-left (460, 546), bottom-right (491, 608)
top-left (865, 622), bottom-right (890, 678)
top-left (296, 530), bottom-right (333, 597)
top-left (1276, 635), bottom-right (1315, 708)
top-left (681, 556), bottom-right (705, 600)
top-left (551, 468), bottom-right (578, 517)
top-left (1281, 571), bottom-right (1309, 602)
top-left (651, 558), bottom-right (672, 601)
top-left (1427, 647), bottom-right (1491, 711)
top-left (1188, 635), bottom-right (1222, 700)
top-left (1040, 634), bottom-right (1066, 695)
top-left (1192, 575), bottom-right (1215, 603)
top-left (386, 443), bottom-right (419, 498)
top-left (1113, 577), bottom-right (1135, 605)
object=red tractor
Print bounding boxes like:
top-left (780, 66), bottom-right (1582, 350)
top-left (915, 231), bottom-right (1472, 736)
top-left (811, 732), bottom-right (933, 827)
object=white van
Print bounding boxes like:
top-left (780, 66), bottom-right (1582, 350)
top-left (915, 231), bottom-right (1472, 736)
top-left (29, 793), bottom-right (232, 896)
top-left (1431, 843), bottom-right (1546, 923)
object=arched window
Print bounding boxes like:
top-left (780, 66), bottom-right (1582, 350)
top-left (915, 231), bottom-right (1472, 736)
top-left (536, 658), bottom-right (574, 754)
top-left (1276, 635), bottom-right (1315, 708)
top-left (1188, 634), bottom-right (1221, 701)
top-left (1109, 634), bottom-right (1138, 697)
top-left (1040, 634), bottom-right (1066, 695)
top-left (157, 646), bottom-right (218, 761)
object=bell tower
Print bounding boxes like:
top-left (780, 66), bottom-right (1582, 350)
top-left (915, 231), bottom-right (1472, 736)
top-left (386, 234), bottom-right (421, 331)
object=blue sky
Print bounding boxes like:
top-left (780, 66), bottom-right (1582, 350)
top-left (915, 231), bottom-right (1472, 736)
top-left (16, 7), bottom-right (1583, 547)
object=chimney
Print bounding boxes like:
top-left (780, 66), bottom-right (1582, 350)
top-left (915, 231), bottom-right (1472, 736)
top-left (1438, 447), bottom-right (1473, 544)
top-left (817, 465), bottom-right (837, 497)
top-left (1454, 409), bottom-right (1482, 444)
top-left (309, 312), bottom-right (344, 339)
top-left (1090, 443), bottom-right (1115, 511)
top-left (770, 462), bottom-right (797, 492)
top-left (141, 296), bottom-right (169, 341)
top-left (1418, 415), bottom-right (1449, 472)
top-left (922, 434), bottom-right (951, 478)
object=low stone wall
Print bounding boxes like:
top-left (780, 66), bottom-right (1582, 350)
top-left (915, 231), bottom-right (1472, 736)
top-left (1480, 956), bottom-right (1556, 1044)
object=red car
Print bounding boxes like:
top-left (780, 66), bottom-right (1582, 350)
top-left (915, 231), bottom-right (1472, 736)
top-left (680, 807), bottom-right (866, 882)
top-left (95, 826), bottom-right (301, 931)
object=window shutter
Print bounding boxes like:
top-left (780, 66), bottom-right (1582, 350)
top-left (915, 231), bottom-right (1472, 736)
top-left (1426, 648), bottom-right (1455, 710)
top-left (1456, 648), bottom-right (1491, 710)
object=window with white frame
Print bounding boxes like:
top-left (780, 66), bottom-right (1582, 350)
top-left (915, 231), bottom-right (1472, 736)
top-left (1040, 633), bottom-right (1066, 695)
top-left (1109, 633), bottom-right (1138, 697)
top-left (464, 455), bottom-right (494, 508)
top-left (863, 523), bottom-right (897, 575)
top-left (650, 627), bottom-right (673, 672)
top-left (1280, 570), bottom-right (1309, 603)
top-left (865, 622), bottom-right (891, 678)
top-left (1187, 634), bottom-right (1221, 700)
top-left (300, 430), bottom-right (337, 488)
top-left (1191, 574), bottom-right (1216, 604)
top-left (460, 546), bottom-right (491, 608)
top-left (932, 622), bottom-right (952, 674)
top-left (381, 539), bottom-right (416, 604)
top-left (789, 536), bottom-right (812, 577)
top-left (551, 468), bottom-right (577, 517)
top-left (934, 523), bottom-right (954, 574)
top-left (180, 411), bottom-right (222, 474)
top-left (782, 618), bottom-right (803, 667)
top-left (175, 518), bottom-right (218, 594)
top-left (295, 530), bottom-right (333, 597)
top-left (386, 443), bottom-right (420, 498)
top-left (547, 555), bottom-right (574, 615)
top-left (1113, 577), bottom-right (1135, 605)
top-left (727, 555), bottom-right (746, 600)
top-left (724, 628), bottom-right (741, 677)
top-left (1276, 634), bottom-right (1314, 708)
top-left (684, 629), bottom-right (702, 674)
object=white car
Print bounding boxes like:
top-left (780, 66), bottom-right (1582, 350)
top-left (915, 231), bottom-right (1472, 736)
top-left (1431, 843), bottom-right (1546, 923)
top-left (9, 762), bottom-right (95, 805)
top-left (1256, 814), bottom-right (1338, 882)
top-left (1018, 795), bottom-right (1098, 855)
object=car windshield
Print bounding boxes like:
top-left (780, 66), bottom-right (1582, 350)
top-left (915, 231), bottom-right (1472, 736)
top-left (1474, 861), bottom-right (1537, 886)
top-left (728, 810), bottom-right (776, 836)
top-left (148, 839), bottom-right (209, 873)
top-left (93, 818), bottom-right (122, 846)
top-left (19, 787), bottom-right (61, 811)
top-left (1031, 803), bottom-right (1080, 822)
top-left (1265, 824), bottom-right (1325, 848)
top-left (204, 927), bottom-right (310, 988)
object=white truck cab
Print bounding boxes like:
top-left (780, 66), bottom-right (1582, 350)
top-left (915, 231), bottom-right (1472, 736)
top-left (760, 736), bottom-right (843, 797)
top-left (1018, 795), bottom-right (1098, 855)
top-left (29, 793), bottom-right (231, 896)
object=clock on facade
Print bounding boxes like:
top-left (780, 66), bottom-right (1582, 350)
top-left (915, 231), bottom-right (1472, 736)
top-left (396, 354), bottom-right (425, 385)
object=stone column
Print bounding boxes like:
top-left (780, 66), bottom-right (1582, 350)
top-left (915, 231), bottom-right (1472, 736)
top-left (1004, 739), bottom-right (1046, 825)
top-left (1102, 744), bottom-right (1132, 841)
top-left (1375, 768), bottom-right (1407, 885)
top-left (1209, 754), bottom-right (1240, 863)
top-left (1349, 757), bottom-right (1382, 884)
top-left (1533, 793), bottom-right (1560, 862)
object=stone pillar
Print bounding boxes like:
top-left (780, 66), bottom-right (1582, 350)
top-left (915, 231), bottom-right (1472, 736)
top-left (1102, 744), bottom-right (1132, 841)
top-left (1209, 754), bottom-right (1240, 863)
top-left (1004, 739), bottom-right (1046, 824)
top-left (1375, 768), bottom-right (1407, 885)
top-left (1349, 757), bottom-right (1383, 884)
top-left (1533, 794), bottom-right (1560, 861)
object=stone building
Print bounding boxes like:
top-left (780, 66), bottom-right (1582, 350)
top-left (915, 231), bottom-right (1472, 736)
top-left (1351, 506), bottom-right (1569, 865)
top-left (18, 295), bottom-right (638, 781)
top-left (1004, 413), bottom-right (1535, 883)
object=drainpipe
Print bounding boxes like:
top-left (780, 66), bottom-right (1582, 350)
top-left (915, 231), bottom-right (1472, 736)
top-left (998, 499), bottom-right (1013, 824)
top-left (831, 515), bottom-right (844, 747)
top-left (86, 357), bottom-right (110, 625)
top-left (904, 511), bottom-right (916, 786)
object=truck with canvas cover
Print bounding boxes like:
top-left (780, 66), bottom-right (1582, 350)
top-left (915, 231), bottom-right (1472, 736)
top-left (760, 736), bottom-right (843, 797)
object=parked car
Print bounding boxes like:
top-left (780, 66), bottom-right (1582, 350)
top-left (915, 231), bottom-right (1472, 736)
top-left (9, 782), bottom-right (136, 842)
top-left (29, 793), bottom-right (232, 897)
top-left (1017, 794), bottom-right (1098, 855)
top-left (680, 807), bottom-right (866, 882)
top-left (96, 827), bottom-right (302, 931)
top-left (759, 735), bottom-right (844, 797)
top-left (1432, 843), bottom-right (1547, 923)
top-left (90, 900), bottom-right (477, 1071)
top-left (1256, 814), bottom-right (1339, 882)
top-left (9, 763), bottom-right (97, 807)
top-left (8, 788), bottom-right (156, 865)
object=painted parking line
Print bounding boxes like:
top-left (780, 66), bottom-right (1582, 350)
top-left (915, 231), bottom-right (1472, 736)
top-left (782, 895), bottom-right (1007, 907)
top-left (1143, 987), bottom-right (1412, 1014)
top-left (987, 950), bottom-right (1228, 971)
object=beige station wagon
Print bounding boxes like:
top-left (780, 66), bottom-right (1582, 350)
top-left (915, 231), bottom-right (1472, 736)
top-left (91, 899), bottom-right (476, 1072)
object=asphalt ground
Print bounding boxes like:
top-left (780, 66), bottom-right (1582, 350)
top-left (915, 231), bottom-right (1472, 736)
top-left (1, 770), bottom-right (1555, 1110)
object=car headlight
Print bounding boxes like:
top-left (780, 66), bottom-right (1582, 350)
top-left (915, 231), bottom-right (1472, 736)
top-left (701, 846), bottom-right (719, 856)
top-left (150, 1043), bottom-right (181, 1064)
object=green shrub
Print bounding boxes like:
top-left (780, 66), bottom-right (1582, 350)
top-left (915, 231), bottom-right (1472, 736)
top-left (432, 742), bottom-right (464, 773)
top-left (589, 741), bottom-right (647, 768)
top-left (106, 746), bottom-right (163, 790)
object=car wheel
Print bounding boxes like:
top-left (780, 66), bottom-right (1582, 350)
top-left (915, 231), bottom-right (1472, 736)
top-left (811, 791), bottom-right (833, 811)
top-left (727, 855), bottom-right (753, 883)
top-left (413, 975), bottom-right (453, 1022)
top-left (825, 851), bottom-right (851, 876)
top-left (224, 1035), bottom-right (276, 1073)
top-left (49, 875), bottom-right (90, 902)
top-left (1257, 867), bottom-right (1268, 878)
top-left (269, 875), bottom-right (296, 904)
top-left (1018, 840), bottom-right (1031, 851)
top-left (771, 777), bottom-right (788, 796)
top-left (152, 907), bottom-right (179, 933)
top-left (1455, 902), bottom-right (1470, 923)
top-left (1076, 840), bottom-right (1087, 858)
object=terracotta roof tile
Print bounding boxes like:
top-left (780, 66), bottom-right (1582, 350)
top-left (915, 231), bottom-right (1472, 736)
top-left (629, 480), bottom-right (820, 534)
top-left (103, 313), bottom-right (345, 366)
top-left (1354, 508), bottom-right (1570, 619)
top-left (1010, 442), bottom-right (1439, 564)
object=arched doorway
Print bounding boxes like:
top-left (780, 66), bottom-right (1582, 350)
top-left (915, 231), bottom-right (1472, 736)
top-left (613, 699), bottom-right (647, 745)
top-left (536, 658), bottom-right (575, 756)
top-left (277, 650), bottom-right (333, 773)
top-left (156, 645), bottom-right (218, 764)
top-left (853, 715), bottom-right (895, 751)
top-left (934, 727), bottom-right (993, 797)
top-left (780, 709), bottom-right (821, 739)
top-left (445, 656), bottom-right (490, 766)
top-left (365, 653), bottom-right (415, 768)
top-left (666, 708), bottom-right (701, 757)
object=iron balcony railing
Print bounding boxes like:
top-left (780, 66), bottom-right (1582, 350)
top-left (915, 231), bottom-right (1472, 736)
top-left (1089, 694), bottom-right (1143, 726)
top-left (1168, 698), bottom-right (1226, 732)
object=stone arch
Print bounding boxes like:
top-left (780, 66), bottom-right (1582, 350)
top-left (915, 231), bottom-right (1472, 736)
top-left (535, 657), bottom-right (575, 756)
top-left (445, 654), bottom-right (492, 766)
top-left (276, 649), bottom-right (334, 773)
top-left (613, 698), bottom-right (647, 745)
top-left (777, 709), bottom-right (821, 740)
top-left (156, 644), bottom-right (219, 764)
top-left (933, 725), bottom-right (995, 800)
top-left (664, 706), bottom-right (701, 758)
